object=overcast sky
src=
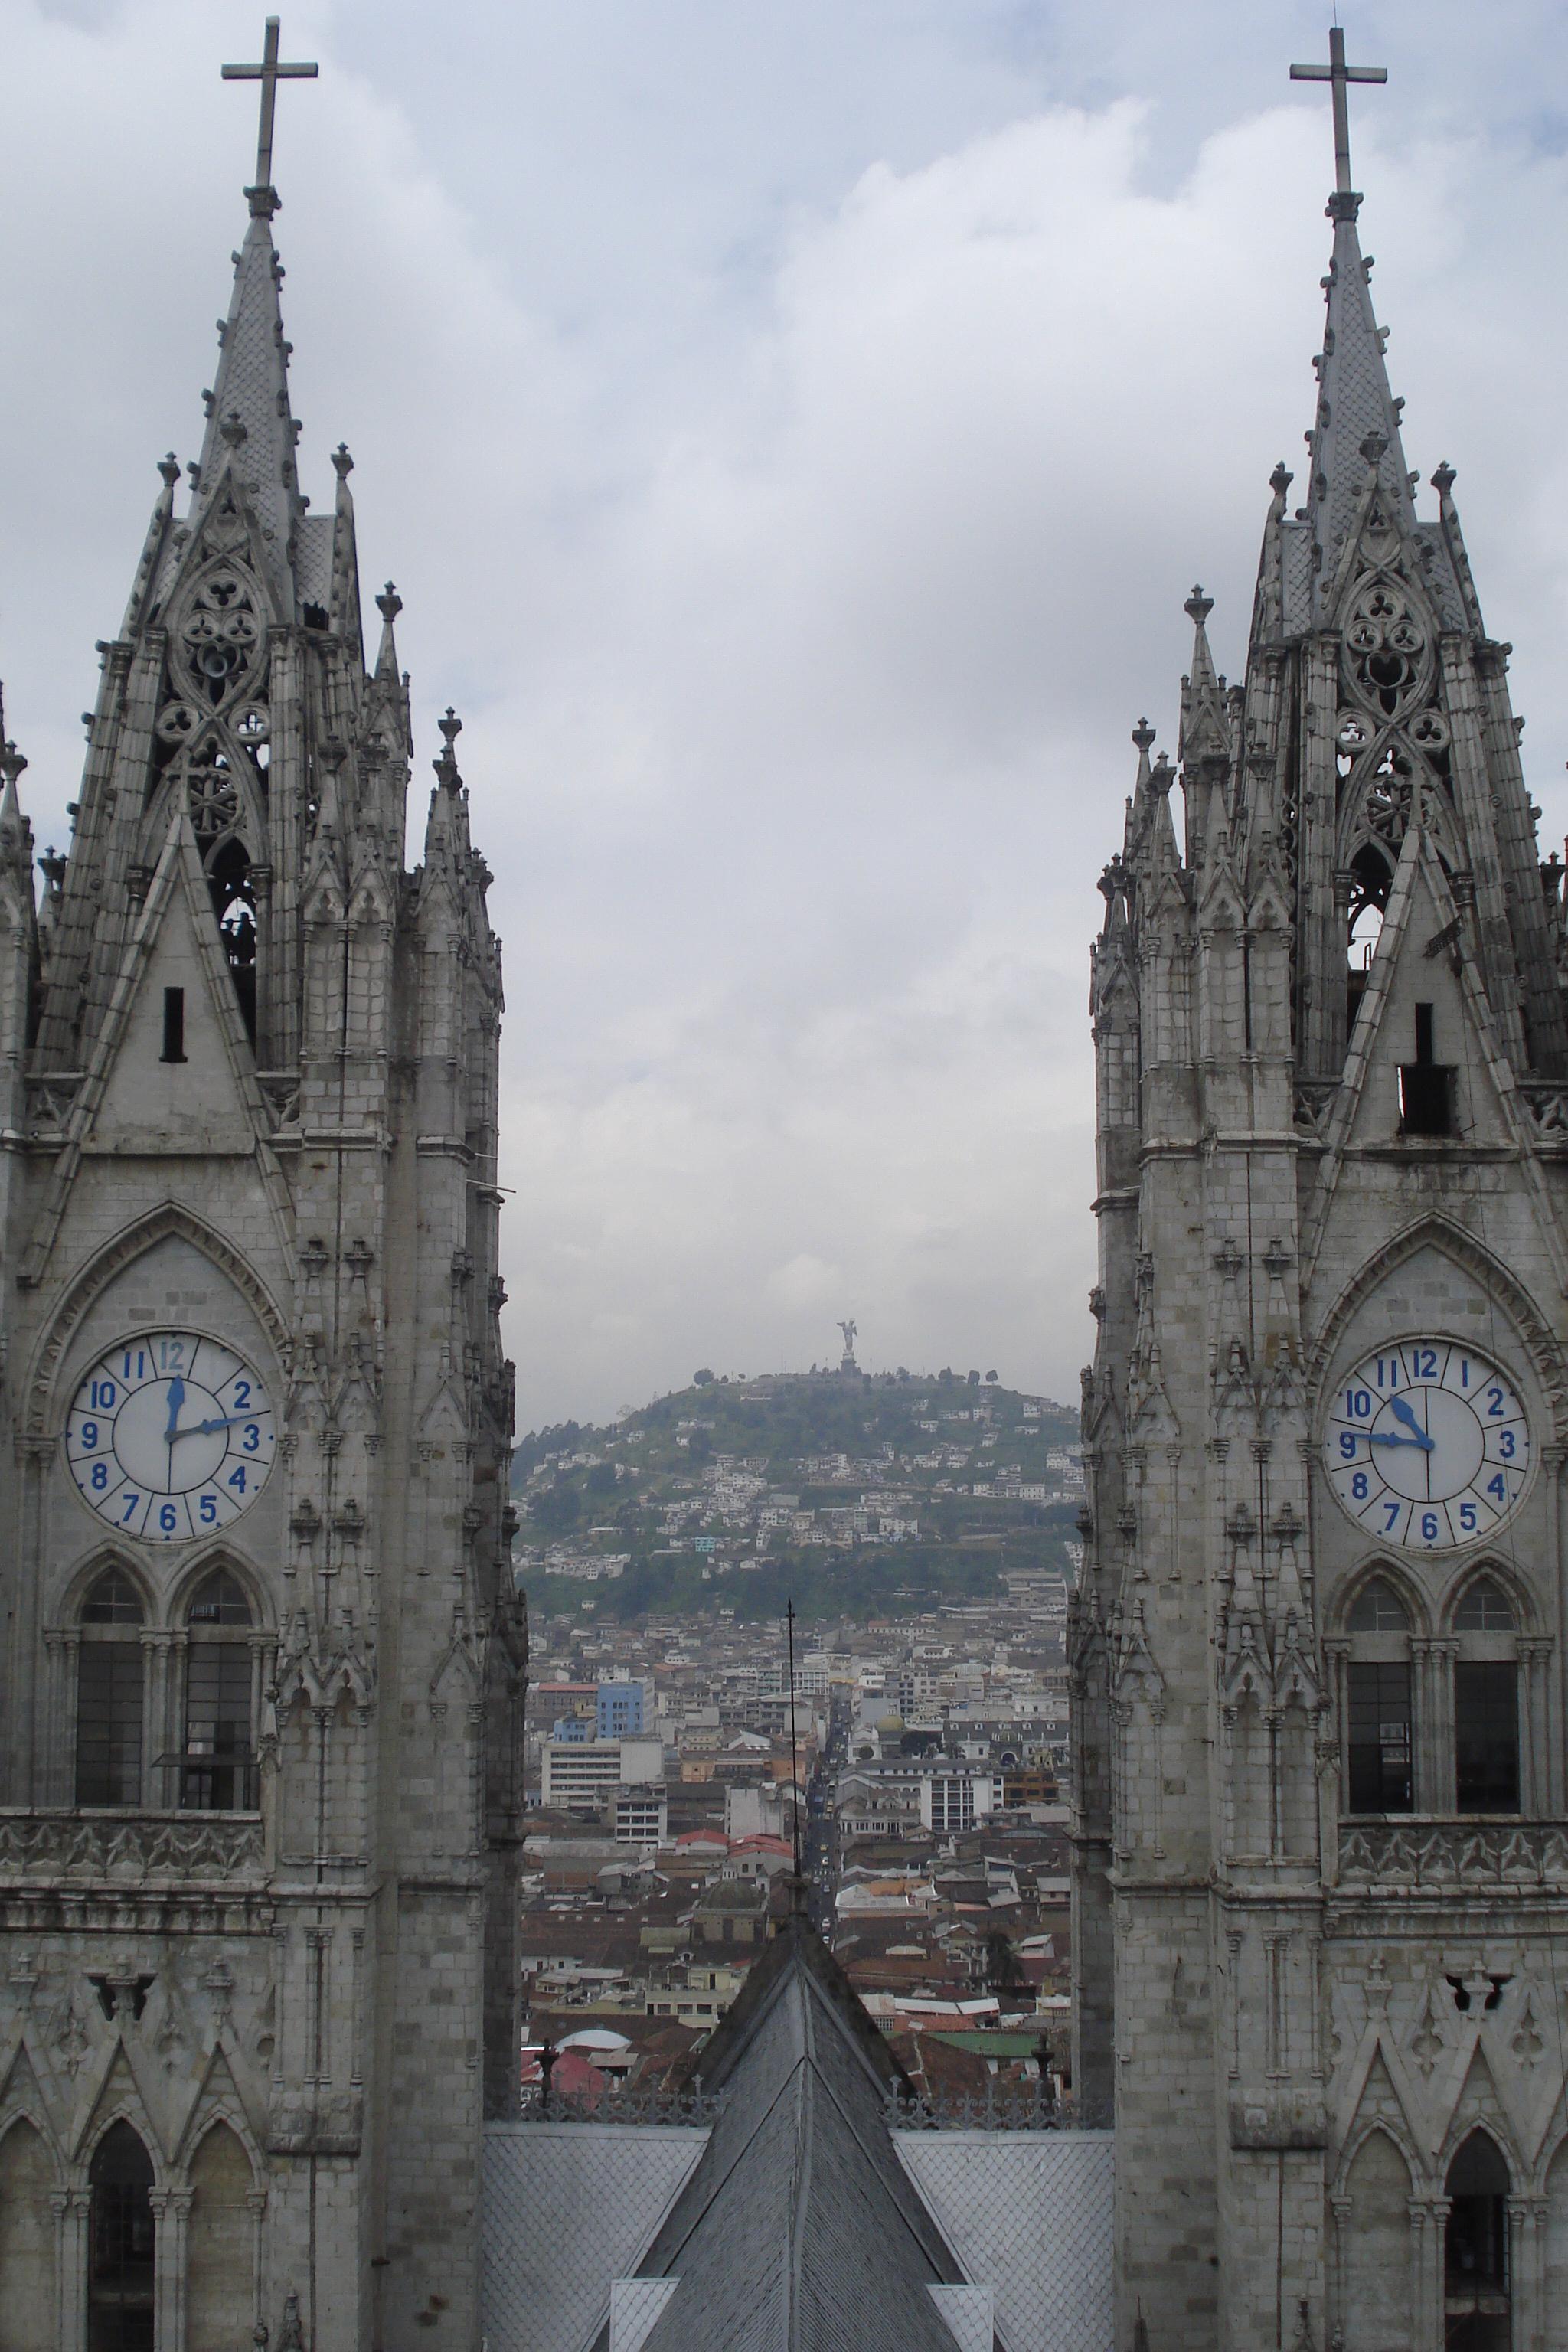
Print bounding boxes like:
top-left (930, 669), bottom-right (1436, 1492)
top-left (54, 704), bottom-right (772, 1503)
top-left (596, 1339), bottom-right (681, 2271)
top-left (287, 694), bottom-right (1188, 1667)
top-left (3, 2), bottom-right (1568, 1430)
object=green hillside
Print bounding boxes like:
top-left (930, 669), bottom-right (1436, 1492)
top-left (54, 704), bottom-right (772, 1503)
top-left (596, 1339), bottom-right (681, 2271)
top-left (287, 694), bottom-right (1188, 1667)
top-left (511, 1368), bottom-right (1082, 1623)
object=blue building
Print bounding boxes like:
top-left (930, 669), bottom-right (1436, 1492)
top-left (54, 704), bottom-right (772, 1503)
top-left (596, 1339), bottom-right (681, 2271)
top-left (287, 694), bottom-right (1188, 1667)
top-left (596, 1682), bottom-right (645, 1739)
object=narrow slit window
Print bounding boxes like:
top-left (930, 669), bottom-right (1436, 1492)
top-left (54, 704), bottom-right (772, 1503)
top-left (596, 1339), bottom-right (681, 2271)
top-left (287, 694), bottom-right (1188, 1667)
top-left (161, 987), bottom-right (186, 1063)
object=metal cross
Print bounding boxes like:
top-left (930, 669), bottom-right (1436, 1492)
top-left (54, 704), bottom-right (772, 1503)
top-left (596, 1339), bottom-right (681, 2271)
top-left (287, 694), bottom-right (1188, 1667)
top-left (222, 18), bottom-right (318, 191)
top-left (1289, 26), bottom-right (1387, 195)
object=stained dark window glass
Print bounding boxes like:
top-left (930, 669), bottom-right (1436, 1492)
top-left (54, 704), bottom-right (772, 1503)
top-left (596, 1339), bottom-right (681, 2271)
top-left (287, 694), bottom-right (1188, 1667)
top-left (87, 2122), bottom-right (154, 2352)
top-left (1455, 1662), bottom-right (1519, 1814)
top-left (181, 1572), bottom-right (254, 1811)
top-left (75, 1648), bottom-right (143, 1807)
top-left (1347, 1661), bottom-right (1413, 1813)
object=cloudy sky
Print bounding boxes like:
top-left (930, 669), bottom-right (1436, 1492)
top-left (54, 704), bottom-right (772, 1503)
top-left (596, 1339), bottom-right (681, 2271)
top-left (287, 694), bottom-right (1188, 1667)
top-left (3, 1), bottom-right (1568, 1430)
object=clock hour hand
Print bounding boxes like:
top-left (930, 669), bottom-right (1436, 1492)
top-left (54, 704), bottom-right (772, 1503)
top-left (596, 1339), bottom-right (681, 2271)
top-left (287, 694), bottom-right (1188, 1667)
top-left (1387, 1393), bottom-right (1435, 1451)
top-left (162, 1375), bottom-right (186, 1442)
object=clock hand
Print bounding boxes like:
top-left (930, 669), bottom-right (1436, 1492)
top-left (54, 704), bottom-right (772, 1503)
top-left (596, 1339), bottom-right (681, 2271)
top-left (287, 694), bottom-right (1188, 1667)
top-left (191, 1411), bottom-right (259, 1436)
top-left (1387, 1393), bottom-right (1435, 1451)
top-left (1364, 1431), bottom-right (1427, 1449)
top-left (162, 1374), bottom-right (186, 1442)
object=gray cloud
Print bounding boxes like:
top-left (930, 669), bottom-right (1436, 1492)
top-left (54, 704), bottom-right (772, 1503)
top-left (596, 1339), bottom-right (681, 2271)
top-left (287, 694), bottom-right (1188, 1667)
top-left (2, 2), bottom-right (1567, 1426)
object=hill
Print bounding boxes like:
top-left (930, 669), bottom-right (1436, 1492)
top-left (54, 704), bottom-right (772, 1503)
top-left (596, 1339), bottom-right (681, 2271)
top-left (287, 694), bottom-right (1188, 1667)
top-left (511, 1367), bottom-right (1083, 1623)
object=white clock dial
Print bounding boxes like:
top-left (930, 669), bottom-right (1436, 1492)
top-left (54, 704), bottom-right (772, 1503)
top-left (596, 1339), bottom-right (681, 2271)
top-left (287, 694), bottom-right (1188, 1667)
top-left (1325, 1340), bottom-right (1528, 1550)
top-left (66, 1331), bottom-right (276, 1543)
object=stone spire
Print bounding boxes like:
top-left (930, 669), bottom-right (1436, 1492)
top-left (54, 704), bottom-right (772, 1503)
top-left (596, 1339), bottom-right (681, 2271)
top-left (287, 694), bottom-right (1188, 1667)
top-left (1301, 200), bottom-right (1416, 604)
top-left (176, 194), bottom-right (307, 615)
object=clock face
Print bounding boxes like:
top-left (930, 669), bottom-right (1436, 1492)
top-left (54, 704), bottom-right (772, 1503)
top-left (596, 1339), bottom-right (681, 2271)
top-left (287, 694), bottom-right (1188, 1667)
top-left (66, 1331), bottom-right (276, 1543)
top-left (1325, 1340), bottom-right (1529, 1550)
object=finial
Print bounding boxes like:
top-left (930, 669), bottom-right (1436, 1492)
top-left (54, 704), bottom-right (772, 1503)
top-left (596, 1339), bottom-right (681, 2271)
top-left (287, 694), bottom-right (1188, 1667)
top-left (1432, 462), bottom-right (1456, 498)
top-left (1269, 460), bottom-right (1293, 499)
top-left (376, 583), bottom-right (403, 623)
top-left (0, 740), bottom-right (28, 790)
top-left (158, 452), bottom-right (181, 489)
top-left (1184, 585), bottom-right (1214, 627)
top-left (433, 709), bottom-right (463, 790)
top-left (220, 412), bottom-right (249, 449)
top-left (1149, 753), bottom-right (1174, 796)
top-left (1358, 430), bottom-right (1388, 469)
top-left (332, 443), bottom-right (354, 479)
top-left (1131, 718), bottom-right (1155, 756)
top-left (222, 18), bottom-right (318, 196)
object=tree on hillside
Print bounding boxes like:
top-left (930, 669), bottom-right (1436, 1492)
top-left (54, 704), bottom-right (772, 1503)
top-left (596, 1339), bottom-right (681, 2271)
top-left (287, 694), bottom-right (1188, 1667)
top-left (692, 1367), bottom-right (714, 1385)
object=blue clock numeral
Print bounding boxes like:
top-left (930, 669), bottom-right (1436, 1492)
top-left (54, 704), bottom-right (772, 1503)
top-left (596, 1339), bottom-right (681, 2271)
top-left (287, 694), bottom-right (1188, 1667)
top-left (90, 1462), bottom-right (109, 1491)
top-left (1487, 1473), bottom-right (1507, 1502)
top-left (1351, 1472), bottom-right (1369, 1501)
top-left (1412, 1347), bottom-right (1438, 1380)
top-left (227, 1465), bottom-right (247, 1494)
top-left (1346, 1389), bottom-right (1374, 1419)
top-left (1420, 1511), bottom-right (1439, 1542)
top-left (1383, 1502), bottom-right (1402, 1531)
top-left (1339, 1432), bottom-right (1357, 1459)
top-left (80, 1421), bottom-right (97, 1451)
top-left (1499, 1429), bottom-right (1517, 1459)
top-left (120, 1491), bottom-right (141, 1524)
top-left (1487, 1387), bottom-right (1506, 1416)
top-left (1460, 1503), bottom-right (1478, 1533)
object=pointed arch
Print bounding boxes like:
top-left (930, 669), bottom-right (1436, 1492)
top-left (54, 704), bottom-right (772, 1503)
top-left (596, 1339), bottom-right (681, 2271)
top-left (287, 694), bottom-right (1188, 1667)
top-left (22, 1198), bottom-right (288, 1439)
top-left (165, 1544), bottom-right (273, 1634)
top-left (186, 2118), bottom-right (256, 2347)
top-left (1333, 1560), bottom-right (1432, 1638)
top-left (1306, 1210), bottom-right (1568, 1439)
top-left (1336, 2123), bottom-right (1416, 2352)
top-left (87, 2117), bottom-right (156, 2347)
top-left (0, 2117), bottom-right (58, 2347)
top-left (1442, 1559), bottom-right (1537, 1638)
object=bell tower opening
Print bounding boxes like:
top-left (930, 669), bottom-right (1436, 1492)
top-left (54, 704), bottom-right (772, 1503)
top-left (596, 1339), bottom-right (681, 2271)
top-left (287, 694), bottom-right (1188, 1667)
top-left (1346, 843), bottom-right (1391, 1037)
top-left (207, 837), bottom-right (256, 1044)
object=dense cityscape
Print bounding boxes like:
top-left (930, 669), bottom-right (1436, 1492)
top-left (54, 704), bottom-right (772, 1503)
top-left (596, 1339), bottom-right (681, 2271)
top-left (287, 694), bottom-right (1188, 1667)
top-left (513, 1348), bottom-right (1083, 2109)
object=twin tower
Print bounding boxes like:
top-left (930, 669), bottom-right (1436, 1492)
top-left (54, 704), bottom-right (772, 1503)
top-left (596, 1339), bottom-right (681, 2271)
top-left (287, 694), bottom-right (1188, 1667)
top-left (0, 47), bottom-right (523, 2352)
top-left (1, 23), bottom-right (1565, 2352)
top-left (1077, 39), bottom-right (1568, 2352)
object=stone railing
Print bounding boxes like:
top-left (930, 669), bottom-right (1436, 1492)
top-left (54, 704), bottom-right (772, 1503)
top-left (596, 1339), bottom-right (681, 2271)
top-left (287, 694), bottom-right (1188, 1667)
top-left (0, 1808), bottom-right (264, 1883)
top-left (1337, 1818), bottom-right (1568, 1891)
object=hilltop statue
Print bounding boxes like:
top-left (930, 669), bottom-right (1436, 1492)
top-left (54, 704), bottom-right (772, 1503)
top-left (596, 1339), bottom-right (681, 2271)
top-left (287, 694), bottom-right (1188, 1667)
top-left (838, 1319), bottom-right (858, 1372)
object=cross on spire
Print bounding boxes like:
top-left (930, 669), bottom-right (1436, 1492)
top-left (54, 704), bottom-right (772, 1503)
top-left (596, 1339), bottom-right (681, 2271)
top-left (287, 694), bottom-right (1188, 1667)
top-left (222, 17), bottom-right (318, 193)
top-left (1289, 25), bottom-right (1387, 198)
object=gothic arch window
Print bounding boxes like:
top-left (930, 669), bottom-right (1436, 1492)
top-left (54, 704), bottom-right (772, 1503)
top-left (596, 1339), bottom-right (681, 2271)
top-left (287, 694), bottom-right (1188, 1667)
top-left (1444, 2129), bottom-right (1511, 2347)
top-left (1451, 1576), bottom-right (1520, 1815)
top-left (0, 2118), bottom-right (58, 2348)
top-left (87, 2121), bottom-right (155, 2351)
top-left (75, 1570), bottom-right (145, 1808)
top-left (179, 1569), bottom-right (256, 1812)
top-left (1344, 1574), bottom-right (1413, 1815)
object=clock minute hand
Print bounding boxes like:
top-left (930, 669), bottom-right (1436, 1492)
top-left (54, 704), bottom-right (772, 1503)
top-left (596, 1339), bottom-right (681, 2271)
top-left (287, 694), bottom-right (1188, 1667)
top-left (1365, 1431), bottom-right (1425, 1449)
top-left (1387, 1393), bottom-right (1435, 1451)
top-left (193, 1411), bottom-right (256, 1436)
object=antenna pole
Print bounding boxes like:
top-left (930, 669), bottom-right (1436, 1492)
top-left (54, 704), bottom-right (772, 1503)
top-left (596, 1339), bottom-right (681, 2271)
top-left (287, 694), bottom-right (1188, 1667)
top-left (786, 1598), bottom-right (802, 1880)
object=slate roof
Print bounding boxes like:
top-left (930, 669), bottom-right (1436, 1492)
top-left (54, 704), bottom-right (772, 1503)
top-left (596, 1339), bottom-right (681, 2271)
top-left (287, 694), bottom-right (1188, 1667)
top-left (603, 1909), bottom-right (975, 2352)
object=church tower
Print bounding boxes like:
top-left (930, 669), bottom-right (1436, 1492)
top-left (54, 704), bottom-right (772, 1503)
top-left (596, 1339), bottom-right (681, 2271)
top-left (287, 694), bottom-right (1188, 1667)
top-left (0, 27), bottom-right (524, 2349)
top-left (1074, 34), bottom-right (1568, 2351)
